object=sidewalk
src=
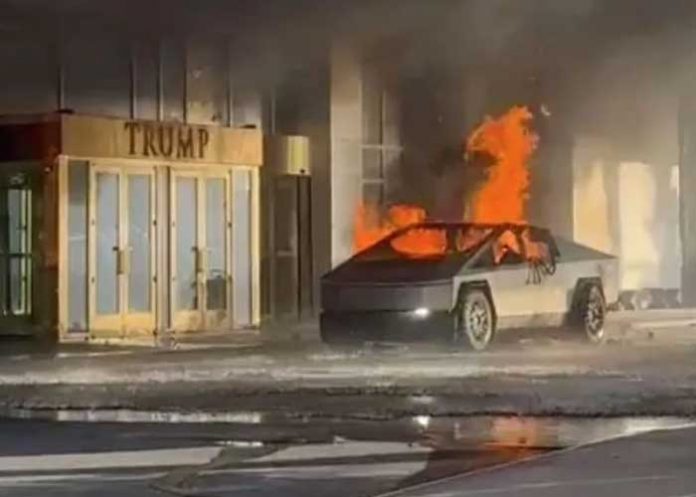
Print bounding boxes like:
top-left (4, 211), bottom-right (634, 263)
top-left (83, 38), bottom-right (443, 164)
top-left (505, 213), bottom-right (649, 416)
top-left (388, 425), bottom-right (696, 497)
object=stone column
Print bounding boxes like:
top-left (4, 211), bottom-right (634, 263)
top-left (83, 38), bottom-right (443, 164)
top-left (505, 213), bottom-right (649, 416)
top-left (679, 96), bottom-right (696, 305)
top-left (329, 40), bottom-right (363, 266)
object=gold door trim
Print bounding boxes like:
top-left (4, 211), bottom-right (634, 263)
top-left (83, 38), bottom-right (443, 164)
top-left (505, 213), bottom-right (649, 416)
top-left (88, 163), bottom-right (157, 338)
top-left (170, 170), bottom-right (203, 332)
top-left (170, 169), bottom-right (232, 332)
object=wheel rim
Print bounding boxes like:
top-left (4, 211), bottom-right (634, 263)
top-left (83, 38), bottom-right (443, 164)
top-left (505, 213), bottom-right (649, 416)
top-left (585, 290), bottom-right (605, 339)
top-left (466, 300), bottom-right (491, 345)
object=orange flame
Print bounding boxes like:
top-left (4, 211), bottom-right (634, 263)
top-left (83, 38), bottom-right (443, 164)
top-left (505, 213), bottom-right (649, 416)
top-left (353, 204), bottom-right (429, 253)
top-left (353, 204), bottom-right (392, 253)
top-left (466, 106), bottom-right (538, 224)
top-left (352, 105), bottom-right (542, 262)
top-left (391, 227), bottom-right (447, 258)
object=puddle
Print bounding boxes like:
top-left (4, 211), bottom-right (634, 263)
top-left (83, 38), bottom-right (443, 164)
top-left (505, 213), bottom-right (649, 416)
top-left (2, 410), bottom-right (693, 497)
top-left (2, 407), bottom-right (264, 424)
top-left (4, 406), bottom-right (691, 449)
top-left (411, 415), bottom-right (695, 450)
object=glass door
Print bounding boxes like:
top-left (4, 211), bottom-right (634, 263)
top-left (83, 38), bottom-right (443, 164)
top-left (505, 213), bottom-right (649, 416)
top-left (170, 171), bottom-right (231, 332)
top-left (123, 171), bottom-right (156, 332)
top-left (89, 166), bottom-right (156, 337)
top-left (0, 187), bottom-right (33, 318)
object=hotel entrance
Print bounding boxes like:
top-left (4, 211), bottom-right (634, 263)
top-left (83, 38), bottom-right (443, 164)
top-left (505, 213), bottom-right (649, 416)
top-left (0, 113), bottom-right (263, 342)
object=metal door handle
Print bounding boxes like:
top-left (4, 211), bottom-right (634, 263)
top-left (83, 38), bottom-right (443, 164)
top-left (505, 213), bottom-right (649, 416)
top-left (196, 247), bottom-right (207, 274)
top-left (117, 248), bottom-right (130, 275)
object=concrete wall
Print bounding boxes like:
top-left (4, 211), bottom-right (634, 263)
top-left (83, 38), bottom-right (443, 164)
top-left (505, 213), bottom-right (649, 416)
top-left (573, 137), bottom-right (681, 292)
top-left (572, 137), bottom-right (618, 256)
top-left (618, 162), bottom-right (681, 290)
top-left (566, 30), bottom-right (685, 293)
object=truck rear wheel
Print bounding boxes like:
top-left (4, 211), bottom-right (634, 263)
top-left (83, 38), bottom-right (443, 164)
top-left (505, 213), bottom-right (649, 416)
top-left (573, 283), bottom-right (607, 344)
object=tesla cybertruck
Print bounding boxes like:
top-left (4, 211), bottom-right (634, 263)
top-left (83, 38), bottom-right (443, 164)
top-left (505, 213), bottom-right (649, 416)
top-left (320, 223), bottom-right (618, 350)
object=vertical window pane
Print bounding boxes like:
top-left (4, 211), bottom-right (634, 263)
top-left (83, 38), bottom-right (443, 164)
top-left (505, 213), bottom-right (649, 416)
top-left (68, 162), bottom-right (88, 329)
top-left (176, 178), bottom-right (197, 311)
top-left (8, 190), bottom-right (23, 254)
top-left (362, 72), bottom-right (382, 145)
top-left (232, 170), bottom-right (253, 327)
top-left (96, 173), bottom-right (119, 314)
top-left (3, 189), bottom-right (32, 316)
top-left (205, 178), bottom-right (226, 310)
top-left (362, 148), bottom-right (383, 180)
top-left (362, 183), bottom-right (384, 207)
top-left (128, 175), bottom-right (151, 312)
top-left (383, 91), bottom-right (400, 146)
top-left (9, 258), bottom-right (23, 314)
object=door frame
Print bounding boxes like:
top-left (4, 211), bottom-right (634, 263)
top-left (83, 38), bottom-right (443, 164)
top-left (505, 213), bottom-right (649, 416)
top-left (88, 163), bottom-right (157, 338)
top-left (169, 168), bottom-right (232, 332)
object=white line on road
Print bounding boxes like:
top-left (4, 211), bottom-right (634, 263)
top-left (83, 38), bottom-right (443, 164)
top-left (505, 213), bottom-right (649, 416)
top-left (0, 471), bottom-right (161, 485)
top-left (0, 447), bottom-right (222, 472)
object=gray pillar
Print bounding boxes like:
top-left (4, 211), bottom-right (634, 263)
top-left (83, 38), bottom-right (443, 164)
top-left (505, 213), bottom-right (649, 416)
top-left (679, 96), bottom-right (696, 305)
top-left (329, 41), bottom-right (363, 267)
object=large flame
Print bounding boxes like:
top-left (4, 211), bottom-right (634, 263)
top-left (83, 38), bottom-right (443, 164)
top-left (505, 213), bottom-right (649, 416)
top-left (391, 227), bottom-right (447, 258)
top-left (353, 204), bottom-right (428, 253)
top-left (352, 105), bottom-right (541, 260)
top-left (466, 106), bottom-right (538, 224)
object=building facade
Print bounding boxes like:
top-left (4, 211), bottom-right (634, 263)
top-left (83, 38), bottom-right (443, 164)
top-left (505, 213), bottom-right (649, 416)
top-left (0, 1), bottom-right (693, 343)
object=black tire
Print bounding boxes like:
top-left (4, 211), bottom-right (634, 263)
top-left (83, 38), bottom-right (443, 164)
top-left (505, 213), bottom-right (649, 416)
top-left (574, 283), bottom-right (607, 344)
top-left (454, 289), bottom-right (495, 351)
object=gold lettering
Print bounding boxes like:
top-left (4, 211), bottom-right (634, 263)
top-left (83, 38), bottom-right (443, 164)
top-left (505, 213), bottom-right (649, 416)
top-left (158, 126), bottom-right (174, 157)
top-left (124, 122), bottom-right (140, 155)
top-left (197, 128), bottom-right (210, 159)
top-left (143, 124), bottom-right (158, 157)
top-left (177, 128), bottom-right (194, 158)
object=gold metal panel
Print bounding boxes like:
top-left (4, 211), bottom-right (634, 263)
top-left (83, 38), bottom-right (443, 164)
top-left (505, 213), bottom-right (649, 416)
top-left (60, 115), bottom-right (263, 166)
top-left (265, 135), bottom-right (310, 176)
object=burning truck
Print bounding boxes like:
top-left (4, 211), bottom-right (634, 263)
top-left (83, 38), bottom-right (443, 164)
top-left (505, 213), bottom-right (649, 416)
top-left (320, 221), bottom-right (618, 350)
top-left (320, 106), bottom-right (618, 350)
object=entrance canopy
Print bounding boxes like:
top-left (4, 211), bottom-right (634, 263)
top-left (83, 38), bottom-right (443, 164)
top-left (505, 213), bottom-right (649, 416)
top-left (0, 113), bottom-right (264, 342)
top-left (0, 113), bottom-right (263, 166)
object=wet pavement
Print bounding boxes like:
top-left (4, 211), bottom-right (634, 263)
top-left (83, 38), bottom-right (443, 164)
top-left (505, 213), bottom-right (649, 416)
top-left (1, 315), bottom-right (696, 495)
top-left (3, 330), bottom-right (696, 419)
top-left (0, 414), bottom-right (693, 496)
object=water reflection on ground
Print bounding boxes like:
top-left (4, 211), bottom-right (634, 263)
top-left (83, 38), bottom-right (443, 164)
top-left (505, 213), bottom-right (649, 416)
top-left (1, 413), bottom-right (692, 497)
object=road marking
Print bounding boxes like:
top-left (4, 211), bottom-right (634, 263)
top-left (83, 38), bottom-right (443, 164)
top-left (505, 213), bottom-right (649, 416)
top-left (0, 472), bottom-right (160, 485)
top-left (0, 447), bottom-right (221, 472)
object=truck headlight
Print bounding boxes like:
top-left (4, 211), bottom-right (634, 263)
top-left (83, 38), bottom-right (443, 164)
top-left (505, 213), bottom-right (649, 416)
top-left (413, 307), bottom-right (431, 318)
